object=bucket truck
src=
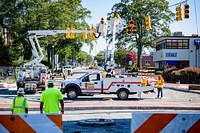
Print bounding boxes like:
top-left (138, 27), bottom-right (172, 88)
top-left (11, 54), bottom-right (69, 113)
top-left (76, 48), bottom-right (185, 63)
top-left (17, 29), bottom-right (103, 93)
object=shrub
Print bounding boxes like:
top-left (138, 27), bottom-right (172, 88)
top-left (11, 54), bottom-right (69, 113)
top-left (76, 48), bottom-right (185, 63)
top-left (162, 67), bottom-right (200, 84)
top-left (162, 67), bottom-right (178, 82)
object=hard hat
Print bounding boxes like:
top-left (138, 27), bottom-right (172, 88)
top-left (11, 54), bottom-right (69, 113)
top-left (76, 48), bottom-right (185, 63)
top-left (158, 75), bottom-right (162, 79)
top-left (47, 80), bottom-right (54, 86)
top-left (47, 80), bottom-right (54, 84)
top-left (17, 88), bottom-right (25, 94)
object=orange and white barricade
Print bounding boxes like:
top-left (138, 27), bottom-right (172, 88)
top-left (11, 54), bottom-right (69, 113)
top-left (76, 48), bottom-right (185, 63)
top-left (0, 114), bottom-right (62, 133)
top-left (131, 112), bottom-right (200, 133)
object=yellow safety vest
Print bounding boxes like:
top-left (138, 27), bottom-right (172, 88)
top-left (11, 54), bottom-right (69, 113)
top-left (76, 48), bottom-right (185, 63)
top-left (12, 97), bottom-right (27, 114)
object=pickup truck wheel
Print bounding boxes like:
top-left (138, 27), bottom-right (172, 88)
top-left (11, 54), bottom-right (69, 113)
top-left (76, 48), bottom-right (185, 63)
top-left (67, 88), bottom-right (78, 99)
top-left (117, 89), bottom-right (129, 100)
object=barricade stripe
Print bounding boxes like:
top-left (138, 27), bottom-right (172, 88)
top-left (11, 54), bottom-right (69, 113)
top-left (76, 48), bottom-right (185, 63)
top-left (20, 114), bottom-right (62, 133)
top-left (134, 114), bottom-right (177, 133)
top-left (0, 123), bottom-right (9, 133)
top-left (0, 115), bottom-right (36, 133)
top-left (47, 114), bottom-right (63, 130)
top-left (187, 119), bottom-right (200, 133)
top-left (131, 113), bottom-right (152, 132)
top-left (160, 114), bottom-right (200, 133)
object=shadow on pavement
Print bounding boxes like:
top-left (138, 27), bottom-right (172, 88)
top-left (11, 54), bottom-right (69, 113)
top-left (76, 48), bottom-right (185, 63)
top-left (167, 87), bottom-right (200, 95)
top-left (63, 119), bottom-right (130, 133)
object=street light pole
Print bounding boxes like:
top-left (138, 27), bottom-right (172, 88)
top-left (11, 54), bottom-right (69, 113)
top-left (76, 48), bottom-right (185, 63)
top-left (52, 45), bottom-right (54, 74)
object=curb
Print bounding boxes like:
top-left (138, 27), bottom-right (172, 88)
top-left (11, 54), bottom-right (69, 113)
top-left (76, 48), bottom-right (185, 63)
top-left (1, 106), bottom-right (200, 112)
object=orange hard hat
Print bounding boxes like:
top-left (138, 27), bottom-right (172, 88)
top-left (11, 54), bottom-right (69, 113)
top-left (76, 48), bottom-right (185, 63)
top-left (158, 75), bottom-right (162, 79)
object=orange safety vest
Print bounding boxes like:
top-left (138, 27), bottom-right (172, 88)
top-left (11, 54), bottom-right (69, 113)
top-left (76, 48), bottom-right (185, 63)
top-left (156, 79), bottom-right (164, 88)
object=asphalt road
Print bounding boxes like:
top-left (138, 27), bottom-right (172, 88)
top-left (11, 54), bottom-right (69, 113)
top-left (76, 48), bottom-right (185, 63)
top-left (0, 67), bottom-right (200, 133)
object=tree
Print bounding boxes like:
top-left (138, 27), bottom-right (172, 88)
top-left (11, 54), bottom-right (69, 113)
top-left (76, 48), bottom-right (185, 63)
top-left (108, 0), bottom-right (175, 68)
top-left (0, 0), bottom-right (92, 66)
top-left (94, 52), bottom-right (104, 65)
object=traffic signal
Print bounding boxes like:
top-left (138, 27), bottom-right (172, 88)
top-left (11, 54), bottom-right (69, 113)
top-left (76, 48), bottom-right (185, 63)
top-left (83, 27), bottom-right (87, 39)
top-left (184, 4), bottom-right (189, 19)
top-left (90, 26), bottom-right (96, 40)
top-left (176, 5), bottom-right (182, 21)
top-left (132, 25), bottom-right (137, 33)
top-left (126, 26), bottom-right (132, 34)
top-left (70, 27), bottom-right (75, 39)
top-left (66, 27), bottom-right (70, 38)
top-left (126, 20), bottom-right (136, 34)
top-left (145, 16), bottom-right (151, 30)
top-left (129, 20), bottom-right (134, 27)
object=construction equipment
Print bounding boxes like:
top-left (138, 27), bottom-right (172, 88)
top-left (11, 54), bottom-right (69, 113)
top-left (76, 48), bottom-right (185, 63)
top-left (17, 29), bottom-right (104, 93)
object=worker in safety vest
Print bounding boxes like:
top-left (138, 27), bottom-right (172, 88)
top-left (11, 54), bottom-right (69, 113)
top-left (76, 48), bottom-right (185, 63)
top-left (40, 80), bottom-right (64, 114)
top-left (102, 70), bottom-right (107, 78)
top-left (155, 75), bottom-right (164, 99)
top-left (100, 18), bottom-right (106, 24)
top-left (10, 88), bottom-right (28, 114)
top-left (110, 10), bottom-right (121, 19)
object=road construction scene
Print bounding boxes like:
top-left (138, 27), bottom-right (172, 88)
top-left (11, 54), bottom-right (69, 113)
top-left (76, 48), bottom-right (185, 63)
top-left (0, 0), bottom-right (200, 133)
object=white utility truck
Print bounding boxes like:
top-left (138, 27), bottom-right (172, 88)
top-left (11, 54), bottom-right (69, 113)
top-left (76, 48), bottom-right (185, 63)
top-left (17, 27), bottom-right (106, 93)
top-left (61, 72), bottom-right (154, 100)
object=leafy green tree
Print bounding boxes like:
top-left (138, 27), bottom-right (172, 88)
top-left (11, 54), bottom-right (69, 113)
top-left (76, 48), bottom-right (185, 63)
top-left (0, 0), bottom-right (92, 66)
top-left (108, 0), bottom-right (175, 68)
top-left (94, 52), bottom-right (104, 65)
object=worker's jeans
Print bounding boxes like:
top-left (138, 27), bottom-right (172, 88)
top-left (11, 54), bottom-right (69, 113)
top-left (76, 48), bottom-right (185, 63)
top-left (157, 88), bottom-right (163, 98)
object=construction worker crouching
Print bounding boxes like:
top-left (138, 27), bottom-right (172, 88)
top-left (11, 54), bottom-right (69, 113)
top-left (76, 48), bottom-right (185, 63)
top-left (10, 88), bottom-right (28, 114)
top-left (40, 80), bottom-right (64, 114)
top-left (100, 18), bottom-right (106, 24)
top-left (111, 10), bottom-right (121, 19)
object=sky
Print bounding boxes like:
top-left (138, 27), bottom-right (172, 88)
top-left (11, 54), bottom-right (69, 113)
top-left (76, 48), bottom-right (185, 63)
top-left (81, 0), bottom-right (200, 56)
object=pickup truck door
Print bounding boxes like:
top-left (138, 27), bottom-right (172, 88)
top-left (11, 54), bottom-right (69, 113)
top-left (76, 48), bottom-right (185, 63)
top-left (80, 73), bottom-right (102, 93)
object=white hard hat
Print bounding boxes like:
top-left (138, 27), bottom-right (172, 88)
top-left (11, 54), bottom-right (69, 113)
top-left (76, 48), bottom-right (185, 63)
top-left (17, 88), bottom-right (25, 94)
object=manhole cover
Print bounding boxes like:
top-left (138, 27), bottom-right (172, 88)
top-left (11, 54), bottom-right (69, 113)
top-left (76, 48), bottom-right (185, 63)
top-left (77, 118), bottom-right (115, 126)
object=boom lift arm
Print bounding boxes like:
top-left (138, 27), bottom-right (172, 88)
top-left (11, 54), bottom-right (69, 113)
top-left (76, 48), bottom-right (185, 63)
top-left (27, 29), bottom-right (99, 66)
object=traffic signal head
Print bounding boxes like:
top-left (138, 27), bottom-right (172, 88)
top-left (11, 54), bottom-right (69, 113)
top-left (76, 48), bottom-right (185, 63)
top-left (126, 26), bottom-right (132, 34)
top-left (176, 5), bottom-right (182, 21)
top-left (90, 26), bottom-right (96, 40)
top-left (66, 27), bottom-right (70, 38)
top-left (129, 20), bottom-right (134, 27)
top-left (70, 27), bottom-right (75, 39)
top-left (83, 27), bottom-right (87, 39)
top-left (145, 16), bottom-right (151, 30)
top-left (184, 4), bottom-right (189, 19)
top-left (132, 25), bottom-right (137, 33)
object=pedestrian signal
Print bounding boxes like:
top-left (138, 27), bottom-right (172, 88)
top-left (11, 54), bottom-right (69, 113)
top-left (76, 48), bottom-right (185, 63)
top-left (184, 4), bottom-right (189, 19)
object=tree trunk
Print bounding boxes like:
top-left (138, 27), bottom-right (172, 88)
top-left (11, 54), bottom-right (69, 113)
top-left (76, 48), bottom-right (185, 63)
top-left (137, 42), bottom-right (142, 69)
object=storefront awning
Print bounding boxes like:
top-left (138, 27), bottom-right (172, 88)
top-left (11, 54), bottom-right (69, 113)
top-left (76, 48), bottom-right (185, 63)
top-left (166, 60), bottom-right (177, 65)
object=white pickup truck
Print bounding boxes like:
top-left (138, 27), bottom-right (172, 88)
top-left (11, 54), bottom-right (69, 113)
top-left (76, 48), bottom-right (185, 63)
top-left (60, 72), bottom-right (154, 100)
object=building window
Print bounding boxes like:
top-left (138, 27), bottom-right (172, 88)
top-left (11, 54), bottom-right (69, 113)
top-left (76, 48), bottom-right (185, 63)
top-left (157, 39), bottom-right (189, 50)
top-left (145, 60), bottom-right (151, 65)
